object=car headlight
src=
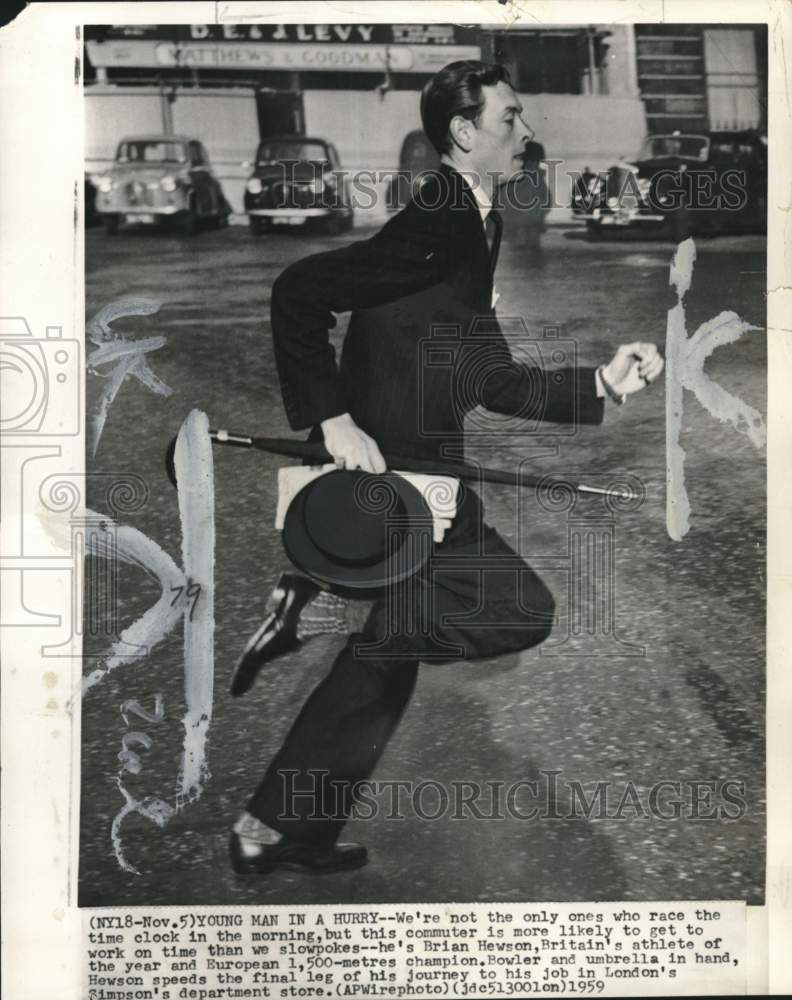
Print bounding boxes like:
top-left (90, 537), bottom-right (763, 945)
top-left (97, 177), bottom-right (113, 193)
top-left (607, 196), bottom-right (619, 209)
top-left (160, 176), bottom-right (178, 192)
top-left (247, 178), bottom-right (263, 195)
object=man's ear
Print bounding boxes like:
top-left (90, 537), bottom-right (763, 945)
top-left (448, 114), bottom-right (475, 153)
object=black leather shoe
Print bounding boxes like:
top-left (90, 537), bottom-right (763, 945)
top-left (230, 574), bottom-right (319, 697)
top-left (229, 831), bottom-right (368, 875)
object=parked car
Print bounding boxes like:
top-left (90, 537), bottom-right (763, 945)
top-left (572, 130), bottom-right (767, 239)
top-left (244, 136), bottom-right (354, 235)
top-left (94, 135), bottom-right (231, 235)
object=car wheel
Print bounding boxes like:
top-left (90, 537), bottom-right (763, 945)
top-left (102, 214), bottom-right (120, 235)
top-left (323, 214), bottom-right (342, 236)
top-left (249, 216), bottom-right (268, 236)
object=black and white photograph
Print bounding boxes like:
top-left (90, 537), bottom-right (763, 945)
top-left (75, 12), bottom-right (770, 909)
top-left (3, 4), bottom-right (791, 997)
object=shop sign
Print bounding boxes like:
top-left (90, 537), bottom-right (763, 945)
top-left (86, 40), bottom-right (481, 72)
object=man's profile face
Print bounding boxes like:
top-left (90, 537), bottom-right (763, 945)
top-left (470, 81), bottom-right (533, 187)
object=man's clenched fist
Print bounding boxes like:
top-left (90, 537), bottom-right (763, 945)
top-left (601, 342), bottom-right (664, 398)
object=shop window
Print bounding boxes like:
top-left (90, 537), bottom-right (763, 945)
top-left (492, 30), bottom-right (610, 95)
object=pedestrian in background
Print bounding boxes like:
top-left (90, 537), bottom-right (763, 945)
top-left (502, 138), bottom-right (549, 267)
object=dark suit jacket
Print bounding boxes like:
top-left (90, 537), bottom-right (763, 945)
top-left (271, 165), bottom-right (603, 461)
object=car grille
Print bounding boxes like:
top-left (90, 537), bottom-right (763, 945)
top-left (264, 181), bottom-right (318, 210)
top-left (125, 180), bottom-right (156, 207)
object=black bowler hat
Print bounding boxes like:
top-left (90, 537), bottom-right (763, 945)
top-left (282, 470), bottom-right (434, 594)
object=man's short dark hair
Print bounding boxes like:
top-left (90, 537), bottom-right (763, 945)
top-left (420, 61), bottom-right (513, 156)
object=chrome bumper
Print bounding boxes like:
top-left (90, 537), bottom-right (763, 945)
top-left (588, 207), bottom-right (665, 226)
top-left (100, 206), bottom-right (183, 218)
top-left (248, 207), bottom-right (331, 218)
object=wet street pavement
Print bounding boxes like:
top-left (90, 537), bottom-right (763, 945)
top-left (80, 217), bottom-right (766, 907)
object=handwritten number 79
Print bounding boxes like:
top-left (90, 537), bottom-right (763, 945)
top-left (170, 580), bottom-right (202, 621)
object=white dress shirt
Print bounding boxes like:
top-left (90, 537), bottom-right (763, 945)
top-left (441, 156), bottom-right (492, 228)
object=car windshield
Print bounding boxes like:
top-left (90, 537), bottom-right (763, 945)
top-left (257, 141), bottom-right (329, 165)
top-left (641, 135), bottom-right (709, 161)
top-left (117, 141), bottom-right (188, 164)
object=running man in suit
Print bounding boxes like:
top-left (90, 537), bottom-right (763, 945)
top-left (229, 61), bottom-right (663, 874)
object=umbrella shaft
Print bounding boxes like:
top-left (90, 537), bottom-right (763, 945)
top-left (207, 429), bottom-right (637, 500)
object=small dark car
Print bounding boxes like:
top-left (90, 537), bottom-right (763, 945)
top-left (573, 130), bottom-right (767, 239)
top-left (244, 136), bottom-right (354, 235)
top-left (95, 135), bottom-right (231, 235)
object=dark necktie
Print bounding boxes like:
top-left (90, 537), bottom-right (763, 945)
top-left (485, 208), bottom-right (502, 276)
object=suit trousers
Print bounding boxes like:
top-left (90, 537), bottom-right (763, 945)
top-left (247, 486), bottom-right (556, 845)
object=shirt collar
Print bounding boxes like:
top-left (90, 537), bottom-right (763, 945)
top-left (441, 157), bottom-right (492, 226)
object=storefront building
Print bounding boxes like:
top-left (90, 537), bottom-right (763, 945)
top-left (84, 22), bottom-right (766, 219)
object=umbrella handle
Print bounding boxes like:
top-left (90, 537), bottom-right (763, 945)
top-left (166, 432), bottom-right (334, 486)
